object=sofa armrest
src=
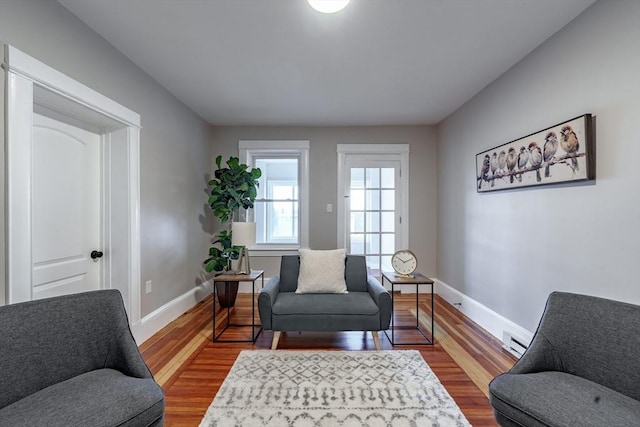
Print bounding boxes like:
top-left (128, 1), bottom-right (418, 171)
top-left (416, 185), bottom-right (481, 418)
top-left (258, 276), bottom-right (281, 330)
top-left (367, 276), bottom-right (392, 329)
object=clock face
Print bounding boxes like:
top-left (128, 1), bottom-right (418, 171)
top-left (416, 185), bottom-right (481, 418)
top-left (391, 250), bottom-right (417, 275)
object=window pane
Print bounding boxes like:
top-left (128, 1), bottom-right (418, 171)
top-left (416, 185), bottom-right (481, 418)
top-left (381, 168), bottom-right (395, 188)
top-left (381, 233), bottom-right (395, 254)
top-left (272, 185), bottom-right (293, 199)
top-left (255, 200), bottom-right (298, 244)
top-left (350, 234), bottom-right (365, 254)
top-left (350, 168), bottom-right (364, 189)
top-left (366, 190), bottom-right (380, 210)
top-left (272, 201), bottom-right (297, 238)
top-left (381, 190), bottom-right (395, 210)
top-left (350, 189), bottom-right (365, 210)
top-left (367, 256), bottom-right (380, 271)
top-left (381, 255), bottom-right (392, 273)
top-left (381, 212), bottom-right (395, 232)
top-left (351, 212), bottom-right (364, 233)
top-left (366, 168), bottom-right (380, 188)
top-left (365, 212), bottom-right (379, 233)
top-left (366, 233), bottom-right (380, 254)
top-left (256, 158), bottom-right (298, 200)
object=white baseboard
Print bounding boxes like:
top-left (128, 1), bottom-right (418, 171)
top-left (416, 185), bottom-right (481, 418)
top-left (132, 278), bottom-right (265, 344)
top-left (434, 278), bottom-right (533, 347)
top-left (130, 277), bottom-right (534, 351)
top-left (132, 280), bottom-right (213, 344)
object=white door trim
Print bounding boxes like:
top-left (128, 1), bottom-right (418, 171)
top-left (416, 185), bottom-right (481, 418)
top-left (3, 44), bottom-right (142, 329)
top-left (336, 144), bottom-right (410, 250)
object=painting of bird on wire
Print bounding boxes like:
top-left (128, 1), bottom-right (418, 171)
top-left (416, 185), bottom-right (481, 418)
top-left (476, 114), bottom-right (594, 192)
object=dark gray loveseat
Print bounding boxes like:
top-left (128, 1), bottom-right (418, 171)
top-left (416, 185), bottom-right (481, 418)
top-left (0, 290), bottom-right (164, 426)
top-left (489, 292), bottom-right (640, 427)
top-left (258, 255), bottom-right (392, 350)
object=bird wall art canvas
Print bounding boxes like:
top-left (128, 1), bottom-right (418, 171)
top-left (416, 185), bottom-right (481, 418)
top-left (476, 114), bottom-right (594, 192)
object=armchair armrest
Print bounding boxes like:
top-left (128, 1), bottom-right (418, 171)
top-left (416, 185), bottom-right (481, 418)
top-left (258, 276), bottom-right (281, 330)
top-left (508, 331), bottom-right (561, 375)
top-left (105, 309), bottom-right (155, 380)
top-left (367, 276), bottom-right (392, 329)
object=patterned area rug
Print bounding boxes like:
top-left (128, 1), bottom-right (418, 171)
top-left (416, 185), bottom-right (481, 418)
top-left (199, 350), bottom-right (471, 427)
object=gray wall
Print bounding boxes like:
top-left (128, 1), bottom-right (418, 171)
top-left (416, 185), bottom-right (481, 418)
top-left (437, 0), bottom-right (640, 332)
top-left (0, 45), bottom-right (4, 307)
top-left (211, 126), bottom-right (438, 278)
top-left (0, 0), bottom-right (213, 317)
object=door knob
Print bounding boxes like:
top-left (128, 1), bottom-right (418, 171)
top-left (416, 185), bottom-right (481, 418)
top-left (90, 250), bottom-right (104, 260)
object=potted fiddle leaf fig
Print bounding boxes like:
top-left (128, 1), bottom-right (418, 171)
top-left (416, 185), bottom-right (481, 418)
top-left (205, 155), bottom-right (261, 307)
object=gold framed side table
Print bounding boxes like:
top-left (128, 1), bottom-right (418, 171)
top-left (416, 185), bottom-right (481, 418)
top-left (381, 271), bottom-right (435, 345)
top-left (212, 270), bottom-right (264, 342)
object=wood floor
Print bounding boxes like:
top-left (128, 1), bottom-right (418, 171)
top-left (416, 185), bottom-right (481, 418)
top-left (140, 293), bottom-right (516, 426)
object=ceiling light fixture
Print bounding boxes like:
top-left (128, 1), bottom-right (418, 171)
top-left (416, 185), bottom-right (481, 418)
top-left (307, 0), bottom-right (350, 14)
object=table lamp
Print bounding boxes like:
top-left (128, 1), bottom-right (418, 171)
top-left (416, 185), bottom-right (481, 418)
top-left (232, 222), bottom-right (256, 274)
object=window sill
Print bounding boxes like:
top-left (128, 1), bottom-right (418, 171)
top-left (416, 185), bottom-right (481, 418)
top-left (247, 246), bottom-right (300, 257)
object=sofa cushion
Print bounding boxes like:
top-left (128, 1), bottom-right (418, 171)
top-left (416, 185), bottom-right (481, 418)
top-left (273, 292), bottom-right (379, 316)
top-left (489, 371), bottom-right (640, 427)
top-left (296, 248), bottom-right (348, 294)
top-left (0, 368), bottom-right (164, 427)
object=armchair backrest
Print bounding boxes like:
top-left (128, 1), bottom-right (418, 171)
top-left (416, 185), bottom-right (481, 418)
top-left (279, 254), bottom-right (369, 292)
top-left (531, 292), bottom-right (640, 400)
top-left (0, 290), bottom-right (151, 409)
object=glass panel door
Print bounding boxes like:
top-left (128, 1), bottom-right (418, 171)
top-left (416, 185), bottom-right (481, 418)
top-left (347, 162), bottom-right (400, 277)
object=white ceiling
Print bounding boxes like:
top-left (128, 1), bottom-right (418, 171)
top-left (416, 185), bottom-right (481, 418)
top-left (57, 0), bottom-right (596, 126)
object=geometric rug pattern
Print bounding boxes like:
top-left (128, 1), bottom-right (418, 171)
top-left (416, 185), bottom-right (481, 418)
top-left (199, 350), bottom-right (471, 426)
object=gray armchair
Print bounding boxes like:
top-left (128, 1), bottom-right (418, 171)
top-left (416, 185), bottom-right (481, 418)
top-left (489, 292), bottom-right (640, 427)
top-left (258, 255), bottom-right (392, 350)
top-left (0, 290), bottom-right (165, 426)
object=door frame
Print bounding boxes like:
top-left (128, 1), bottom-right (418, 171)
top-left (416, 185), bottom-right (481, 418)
top-left (3, 45), bottom-right (141, 326)
top-left (336, 144), bottom-right (410, 253)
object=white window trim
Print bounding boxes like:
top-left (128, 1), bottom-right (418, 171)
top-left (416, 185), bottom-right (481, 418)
top-left (239, 140), bottom-right (309, 256)
top-left (337, 144), bottom-right (410, 252)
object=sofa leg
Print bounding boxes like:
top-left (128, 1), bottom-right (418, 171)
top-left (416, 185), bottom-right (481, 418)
top-left (371, 331), bottom-right (381, 351)
top-left (271, 331), bottom-right (281, 350)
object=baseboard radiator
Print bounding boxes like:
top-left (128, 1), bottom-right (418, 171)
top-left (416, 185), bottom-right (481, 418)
top-left (502, 332), bottom-right (529, 358)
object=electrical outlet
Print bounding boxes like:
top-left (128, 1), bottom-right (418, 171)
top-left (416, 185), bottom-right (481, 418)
top-left (326, 203), bottom-right (333, 212)
top-left (145, 280), bottom-right (152, 294)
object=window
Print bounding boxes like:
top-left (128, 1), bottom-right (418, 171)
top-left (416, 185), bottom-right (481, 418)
top-left (239, 141), bottom-right (309, 252)
top-left (255, 159), bottom-right (298, 244)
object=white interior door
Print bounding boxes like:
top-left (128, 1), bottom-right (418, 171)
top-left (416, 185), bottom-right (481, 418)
top-left (6, 45), bottom-right (141, 337)
top-left (31, 113), bottom-right (102, 300)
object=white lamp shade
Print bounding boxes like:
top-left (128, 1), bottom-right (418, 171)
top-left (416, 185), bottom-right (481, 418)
top-left (232, 222), bottom-right (256, 247)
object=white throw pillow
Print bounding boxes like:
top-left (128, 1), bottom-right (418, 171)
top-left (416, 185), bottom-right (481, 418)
top-left (296, 248), bottom-right (348, 294)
